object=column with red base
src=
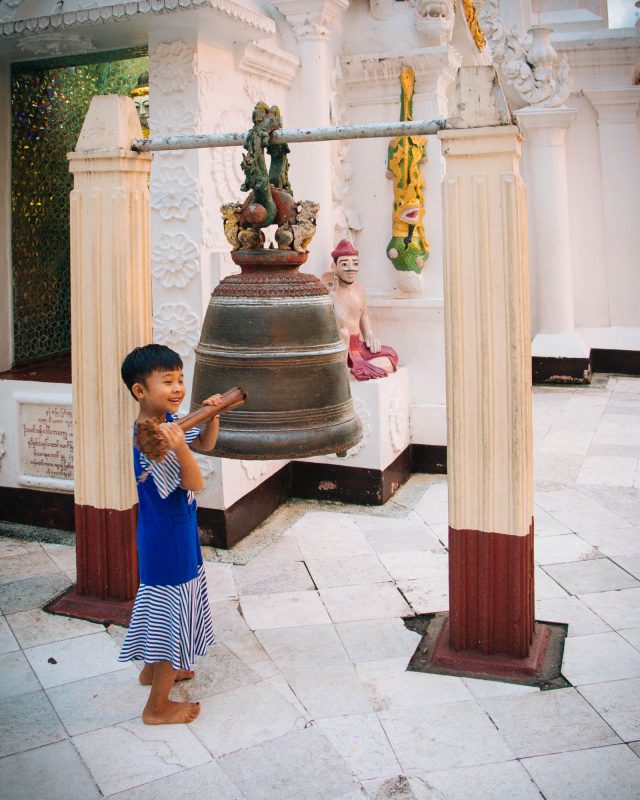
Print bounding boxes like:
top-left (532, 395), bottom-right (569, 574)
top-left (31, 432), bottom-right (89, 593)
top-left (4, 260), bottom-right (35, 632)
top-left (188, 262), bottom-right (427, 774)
top-left (49, 95), bottom-right (152, 625)
top-left (436, 119), bottom-right (543, 676)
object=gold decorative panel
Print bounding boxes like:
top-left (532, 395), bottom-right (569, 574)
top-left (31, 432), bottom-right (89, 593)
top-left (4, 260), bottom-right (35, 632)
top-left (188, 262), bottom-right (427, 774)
top-left (11, 50), bottom-right (148, 364)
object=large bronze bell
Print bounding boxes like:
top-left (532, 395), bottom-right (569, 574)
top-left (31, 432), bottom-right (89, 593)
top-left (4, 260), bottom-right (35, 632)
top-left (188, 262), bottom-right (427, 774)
top-left (191, 101), bottom-right (361, 459)
top-left (191, 248), bottom-right (362, 459)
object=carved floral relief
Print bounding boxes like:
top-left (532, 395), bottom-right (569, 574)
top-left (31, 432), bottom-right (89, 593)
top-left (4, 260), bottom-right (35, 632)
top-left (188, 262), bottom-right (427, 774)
top-left (150, 40), bottom-right (196, 95)
top-left (151, 164), bottom-right (199, 221)
top-left (153, 304), bottom-right (200, 357)
top-left (152, 233), bottom-right (200, 288)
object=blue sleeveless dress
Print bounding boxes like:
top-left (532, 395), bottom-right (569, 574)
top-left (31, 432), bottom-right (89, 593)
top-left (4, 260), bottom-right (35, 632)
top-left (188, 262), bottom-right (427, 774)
top-left (118, 414), bottom-right (215, 671)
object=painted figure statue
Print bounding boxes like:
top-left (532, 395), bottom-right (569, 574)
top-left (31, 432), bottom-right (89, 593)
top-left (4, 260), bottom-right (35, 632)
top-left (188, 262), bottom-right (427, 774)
top-left (323, 240), bottom-right (398, 381)
top-left (386, 66), bottom-right (429, 292)
top-left (130, 72), bottom-right (150, 137)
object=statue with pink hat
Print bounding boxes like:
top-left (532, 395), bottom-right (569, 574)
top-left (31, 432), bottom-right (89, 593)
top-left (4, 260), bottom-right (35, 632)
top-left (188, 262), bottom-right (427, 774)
top-left (322, 240), bottom-right (399, 381)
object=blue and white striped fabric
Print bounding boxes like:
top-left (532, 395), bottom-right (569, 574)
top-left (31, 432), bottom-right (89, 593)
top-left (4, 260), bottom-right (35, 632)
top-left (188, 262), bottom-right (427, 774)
top-left (138, 416), bottom-right (202, 500)
top-left (118, 564), bottom-right (215, 671)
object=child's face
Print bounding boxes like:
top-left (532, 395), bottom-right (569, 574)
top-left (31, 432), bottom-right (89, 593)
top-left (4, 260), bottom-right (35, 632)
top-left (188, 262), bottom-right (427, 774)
top-left (132, 368), bottom-right (186, 416)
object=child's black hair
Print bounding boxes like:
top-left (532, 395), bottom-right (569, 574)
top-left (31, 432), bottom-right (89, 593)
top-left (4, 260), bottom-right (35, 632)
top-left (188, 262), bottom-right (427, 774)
top-left (121, 344), bottom-right (183, 398)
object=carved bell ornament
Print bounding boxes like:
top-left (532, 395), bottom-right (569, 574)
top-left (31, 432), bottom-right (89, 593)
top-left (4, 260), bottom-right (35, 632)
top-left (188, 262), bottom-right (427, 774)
top-left (191, 103), bottom-right (362, 459)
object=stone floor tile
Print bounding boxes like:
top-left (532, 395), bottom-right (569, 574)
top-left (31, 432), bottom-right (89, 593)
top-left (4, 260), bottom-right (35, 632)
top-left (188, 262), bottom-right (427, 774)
top-left (534, 567), bottom-right (569, 600)
top-left (593, 415), bottom-right (640, 447)
top-left (534, 596), bottom-right (612, 637)
top-left (6, 607), bottom-right (104, 649)
top-left (170, 644), bottom-right (261, 702)
top-left (0, 572), bottom-right (72, 614)
top-left (532, 507), bottom-right (574, 537)
top-left (0, 650), bottom-right (41, 700)
top-left (191, 680), bottom-right (308, 758)
top-left (561, 631), bottom-right (640, 685)
top-left (217, 727), bottom-right (360, 800)
top-left (252, 534), bottom-right (303, 565)
top-left (46, 667), bottom-right (146, 735)
top-left (521, 744), bottom-right (640, 800)
top-left (317, 713), bottom-right (402, 781)
top-left (549, 504), bottom-right (630, 534)
top-left (364, 775), bottom-right (417, 800)
top-left (41, 542), bottom-right (77, 574)
top-left (240, 591), bottom-right (331, 630)
top-left (533, 533), bottom-right (601, 564)
top-left (538, 427), bottom-right (595, 456)
top-left (481, 687), bottom-right (620, 758)
top-left (305, 554), bottom-right (391, 589)
top-left (107, 760), bottom-right (246, 800)
top-left (543, 559), bottom-right (639, 595)
top-left (24, 630), bottom-right (129, 688)
top-left (0, 614), bottom-right (19, 654)
top-left (294, 518), bottom-right (376, 561)
top-left (461, 678), bottom-right (539, 700)
top-left (232, 559), bottom-right (313, 595)
top-left (360, 521), bottom-right (443, 555)
top-left (611, 554), bottom-right (640, 579)
top-left (319, 583), bottom-right (413, 623)
top-left (619, 627), bottom-right (640, 651)
top-left (0, 549), bottom-right (60, 585)
top-left (377, 551), bottom-right (448, 583)
top-left (397, 577), bottom-right (450, 615)
top-left (0, 689), bottom-right (67, 757)
top-left (428, 523), bottom-right (449, 547)
top-left (256, 624), bottom-right (350, 670)
top-left (580, 586), bottom-right (640, 629)
top-left (72, 718), bottom-right (212, 796)
top-left (409, 761), bottom-right (543, 800)
top-left (577, 455), bottom-right (638, 487)
top-left (335, 619), bottom-right (420, 664)
top-left (578, 525), bottom-right (640, 556)
top-left (378, 700), bottom-right (514, 772)
top-left (630, 742), bottom-right (640, 759)
top-left (0, 536), bottom-right (43, 557)
top-left (223, 633), bottom-right (280, 679)
top-left (282, 663), bottom-right (373, 717)
top-left (203, 561), bottom-right (237, 601)
top-left (356, 658), bottom-right (471, 712)
top-left (534, 453), bottom-right (584, 486)
top-left (209, 599), bottom-right (251, 642)
top-left (0, 739), bottom-right (101, 800)
top-left (578, 677), bottom-right (640, 742)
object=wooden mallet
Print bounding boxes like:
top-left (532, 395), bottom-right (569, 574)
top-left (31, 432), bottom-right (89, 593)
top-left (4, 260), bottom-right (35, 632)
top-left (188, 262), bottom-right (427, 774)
top-left (136, 387), bottom-right (247, 462)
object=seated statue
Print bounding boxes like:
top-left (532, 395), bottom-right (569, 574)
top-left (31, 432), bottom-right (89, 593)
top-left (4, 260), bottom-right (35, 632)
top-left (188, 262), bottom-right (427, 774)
top-left (322, 239), bottom-right (398, 381)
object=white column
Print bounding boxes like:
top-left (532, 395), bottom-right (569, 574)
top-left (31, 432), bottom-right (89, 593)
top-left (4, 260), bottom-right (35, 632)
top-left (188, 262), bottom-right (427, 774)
top-left (585, 88), bottom-right (640, 328)
top-left (270, 0), bottom-right (349, 274)
top-left (516, 106), bottom-right (589, 361)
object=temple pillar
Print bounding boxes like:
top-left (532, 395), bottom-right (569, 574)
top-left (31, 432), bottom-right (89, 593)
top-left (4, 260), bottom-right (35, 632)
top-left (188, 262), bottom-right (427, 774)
top-left (516, 105), bottom-right (590, 382)
top-left (49, 95), bottom-right (152, 625)
top-left (270, 0), bottom-right (349, 275)
top-left (584, 88), bottom-right (640, 328)
top-left (437, 119), bottom-right (540, 670)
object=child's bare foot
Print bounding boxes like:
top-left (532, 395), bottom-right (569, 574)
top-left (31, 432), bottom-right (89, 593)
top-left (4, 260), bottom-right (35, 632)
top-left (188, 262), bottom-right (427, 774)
top-left (142, 700), bottom-right (200, 725)
top-left (139, 665), bottom-right (195, 686)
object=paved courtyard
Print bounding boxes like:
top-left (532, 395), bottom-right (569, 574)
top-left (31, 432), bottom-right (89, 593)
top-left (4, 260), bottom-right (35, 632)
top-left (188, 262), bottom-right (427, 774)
top-left (1, 375), bottom-right (639, 800)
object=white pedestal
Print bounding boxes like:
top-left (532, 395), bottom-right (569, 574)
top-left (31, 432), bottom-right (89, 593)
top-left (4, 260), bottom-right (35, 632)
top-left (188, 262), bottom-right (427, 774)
top-left (297, 366), bottom-right (411, 471)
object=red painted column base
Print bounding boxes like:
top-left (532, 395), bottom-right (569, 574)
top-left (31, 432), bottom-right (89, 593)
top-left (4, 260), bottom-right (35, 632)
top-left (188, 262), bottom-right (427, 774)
top-left (448, 521), bottom-right (535, 658)
top-left (48, 504), bottom-right (138, 626)
top-left (429, 615), bottom-right (552, 682)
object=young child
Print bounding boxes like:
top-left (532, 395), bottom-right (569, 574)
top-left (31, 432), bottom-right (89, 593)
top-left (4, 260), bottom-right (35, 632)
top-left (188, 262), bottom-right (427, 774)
top-left (118, 344), bottom-right (220, 724)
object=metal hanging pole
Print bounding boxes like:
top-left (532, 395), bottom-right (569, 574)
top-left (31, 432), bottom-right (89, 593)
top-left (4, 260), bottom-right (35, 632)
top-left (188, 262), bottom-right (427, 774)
top-left (131, 119), bottom-right (447, 152)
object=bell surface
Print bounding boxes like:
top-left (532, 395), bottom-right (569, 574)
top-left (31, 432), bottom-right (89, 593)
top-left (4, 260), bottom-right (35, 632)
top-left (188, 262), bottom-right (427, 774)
top-left (191, 249), bottom-right (362, 459)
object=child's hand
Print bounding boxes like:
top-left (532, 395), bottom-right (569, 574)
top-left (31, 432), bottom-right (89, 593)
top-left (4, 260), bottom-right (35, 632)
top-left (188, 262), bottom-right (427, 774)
top-left (157, 421), bottom-right (187, 452)
top-left (202, 394), bottom-right (222, 408)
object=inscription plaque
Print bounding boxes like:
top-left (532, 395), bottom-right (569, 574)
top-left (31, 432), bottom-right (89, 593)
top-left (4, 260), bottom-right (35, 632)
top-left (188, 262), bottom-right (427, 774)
top-left (21, 403), bottom-right (74, 481)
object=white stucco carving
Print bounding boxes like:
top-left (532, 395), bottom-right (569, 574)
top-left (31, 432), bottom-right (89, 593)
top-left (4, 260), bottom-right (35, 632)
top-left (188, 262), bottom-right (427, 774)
top-left (153, 303), bottom-right (200, 357)
top-left (151, 164), bottom-right (199, 221)
top-left (388, 388), bottom-right (410, 453)
top-left (239, 41), bottom-right (300, 87)
top-left (153, 103), bottom-right (198, 137)
top-left (327, 399), bottom-right (371, 459)
top-left (152, 233), bottom-right (200, 288)
top-left (409, 0), bottom-right (455, 45)
top-left (150, 40), bottom-right (196, 95)
top-left (15, 31), bottom-right (95, 55)
top-left (0, 0), bottom-right (21, 23)
top-left (0, 430), bottom-right (5, 465)
top-left (476, 1), bottom-right (571, 109)
top-left (209, 108), bottom-right (247, 206)
top-left (194, 453), bottom-right (216, 478)
top-left (241, 460), bottom-right (270, 480)
top-left (330, 58), bottom-right (361, 242)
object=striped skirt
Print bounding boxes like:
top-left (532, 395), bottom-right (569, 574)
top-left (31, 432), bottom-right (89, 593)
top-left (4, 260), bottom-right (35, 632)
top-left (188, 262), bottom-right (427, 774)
top-left (118, 564), bottom-right (215, 671)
